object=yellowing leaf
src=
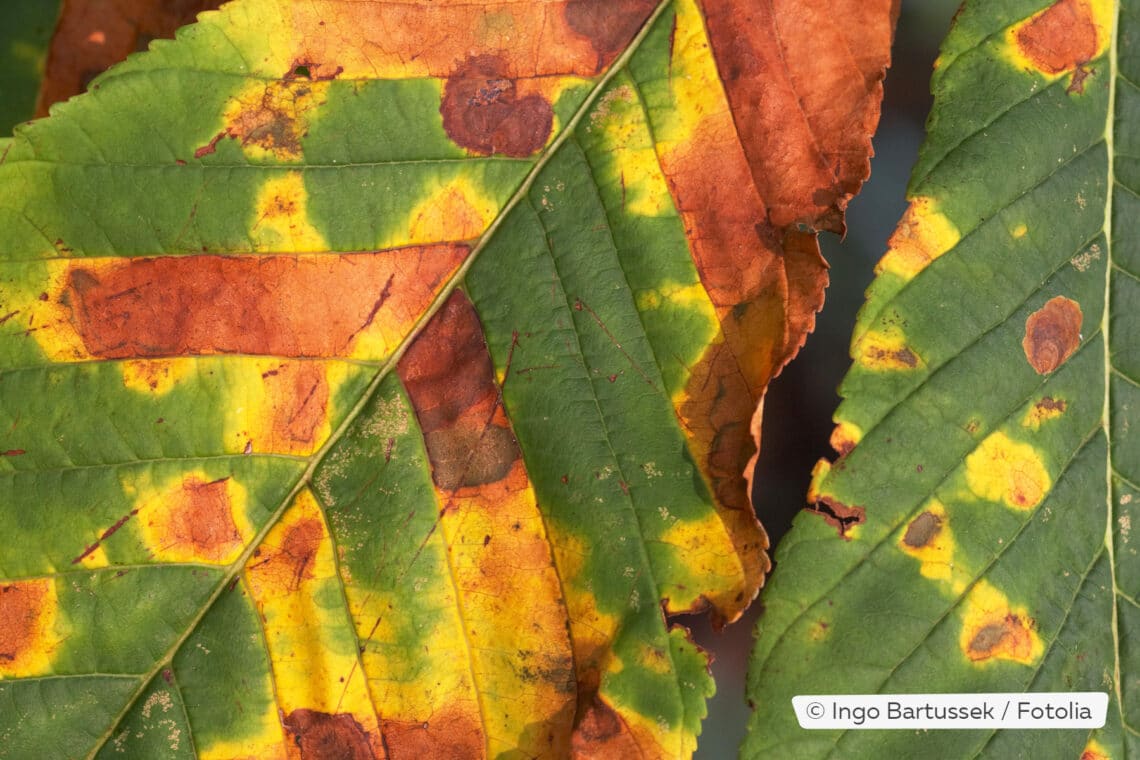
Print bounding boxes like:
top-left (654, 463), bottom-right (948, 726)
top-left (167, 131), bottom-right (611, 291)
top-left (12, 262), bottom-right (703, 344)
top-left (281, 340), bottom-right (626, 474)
top-left (0, 0), bottom-right (895, 756)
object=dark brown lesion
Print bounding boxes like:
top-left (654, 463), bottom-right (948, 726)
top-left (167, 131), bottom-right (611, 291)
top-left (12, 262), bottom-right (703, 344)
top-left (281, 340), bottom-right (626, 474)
top-left (440, 55), bottom-right (554, 158)
top-left (902, 511), bottom-right (942, 549)
top-left (808, 496), bottom-right (866, 540)
top-left (164, 477), bottom-right (243, 561)
top-left (282, 709), bottom-right (378, 760)
top-left (267, 362), bottom-right (330, 449)
top-left (967, 614), bottom-right (1031, 661)
top-left (249, 517), bottom-right (324, 593)
top-left (866, 345), bottom-right (919, 368)
top-left (1022, 296), bottom-right (1082, 374)
top-left (397, 290), bottom-right (523, 494)
top-left (380, 706), bottom-right (484, 760)
top-left (62, 247), bottom-right (468, 360)
top-left (564, 0), bottom-right (658, 71)
top-left (1014, 0), bottom-right (1098, 75)
top-left (570, 682), bottom-right (645, 757)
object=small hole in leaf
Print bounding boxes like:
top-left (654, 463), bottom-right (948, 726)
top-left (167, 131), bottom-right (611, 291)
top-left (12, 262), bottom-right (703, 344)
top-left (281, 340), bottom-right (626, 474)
top-left (293, 65), bottom-right (311, 79)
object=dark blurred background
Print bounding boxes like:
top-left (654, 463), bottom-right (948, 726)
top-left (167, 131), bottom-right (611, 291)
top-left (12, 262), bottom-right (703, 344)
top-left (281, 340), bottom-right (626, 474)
top-left (687, 2), bottom-right (962, 755)
top-left (2, 0), bottom-right (964, 755)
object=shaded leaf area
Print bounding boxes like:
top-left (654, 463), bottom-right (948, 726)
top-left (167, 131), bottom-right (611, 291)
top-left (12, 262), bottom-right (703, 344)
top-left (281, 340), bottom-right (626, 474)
top-left (0, 0), bottom-right (891, 756)
top-left (0, 0), bottom-right (62, 133)
top-left (747, 0), bottom-right (1139, 758)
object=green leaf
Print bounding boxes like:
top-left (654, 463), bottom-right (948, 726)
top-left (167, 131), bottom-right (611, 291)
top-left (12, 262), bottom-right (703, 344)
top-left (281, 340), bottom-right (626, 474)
top-left (0, 0), bottom-right (894, 756)
top-left (747, 1), bottom-right (1132, 757)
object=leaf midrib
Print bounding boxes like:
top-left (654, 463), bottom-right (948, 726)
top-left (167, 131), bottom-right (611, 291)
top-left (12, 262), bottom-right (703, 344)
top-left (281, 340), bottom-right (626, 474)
top-left (1104, 0), bottom-right (1126, 741)
top-left (83, 0), bottom-right (676, 755)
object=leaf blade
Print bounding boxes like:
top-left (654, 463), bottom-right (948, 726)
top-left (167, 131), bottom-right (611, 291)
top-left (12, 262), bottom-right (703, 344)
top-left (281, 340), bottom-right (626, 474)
top-left (748, 1), bottom-right (1132, 757)
top-left (0, 0), bottom-right (894, 755)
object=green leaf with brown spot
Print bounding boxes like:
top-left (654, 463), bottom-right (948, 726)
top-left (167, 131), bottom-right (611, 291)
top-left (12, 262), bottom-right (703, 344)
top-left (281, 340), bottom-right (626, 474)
top-left (0, 0), bottom-right (895, 756)
top-left (747, 1), bottom-right (1139, 758)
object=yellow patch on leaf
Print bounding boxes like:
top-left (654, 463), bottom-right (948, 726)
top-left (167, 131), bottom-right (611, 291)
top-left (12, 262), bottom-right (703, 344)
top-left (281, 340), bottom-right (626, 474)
top-left (431, 466), bottom-right (576, 756)
top-left (655, 508), bottom-right (748, 614)
top-left (1022, 395), bottom-right (1068, 430)
top-left (215, 79), bottom-right (329, 162)
top-left (251, 172), bottom-right (328, 252)
top-left (875, 197), bottom-right (960, 282)
top-left (74, 544), bottom-right (110, 569)
top-left (829, 420), bottom-right (863, 456)
top-left (1012, 223), bottom-right (1028, 239)
top-left (224, 360), bottom-right (355, 456)
top-left (960, 580), bottom-right (1043, 665)
top-left (898, 500), bottom-right (965, 589)
top-left (121, 359), bottom-right (196, 395)
top-left (410, 178), bottom-right (499, 243)
top-left (14, 263), bottom-right (94, 362)
top-left (198, 714), bottom-right (287, 760)
top-left (245, 490), bottom-right (384, 755)
top-left (853, 327), bottom-right (923, 371)
top-left (590, 83), bottom-right (675, 217)
top-left (653, 0), bottom-right (726, 148)
top-left (1081, 738), bottom-right (1111, 760)
top-left (637, 281), bottom-right (719, 322)
top-left (808, 618), bottom-right (831, 641)
top-left (551, 530), bottom-right (622, 677)
top-left (130, 471), bottom-right (254, 565)
top-left (347, 584), bottom-right (482, 751)
top-left (390, 176), bottom-right (497, 247)
top-left (807, 459), bottom-right (830, 503)
top-left (965, 431), bottom-right (1051, 510)
top-left (0, 578), bottom-right (59, 678)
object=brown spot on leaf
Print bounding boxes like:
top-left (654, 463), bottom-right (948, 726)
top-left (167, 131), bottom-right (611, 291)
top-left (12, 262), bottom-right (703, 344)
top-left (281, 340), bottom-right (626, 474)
top-left (1023, 296), bottom-right (1082, 374)
top-left (902, 511), bottom-right (942, 549)
top-left (264, 362), bottom-right (329, 450)
top-left (157, 477), bottom-right (243, 563)
top-left (63, 247), bottom-right (467, 360)
top-left (1015, 0), bottom-right (1098, 75)
top-left (193, 131), bottom-right (225, 159)
top-left (282, 709), bottom-right (377, 760)
top-left (564, 0), bottom-right (657, 68)
top-left (398, 291), bottom-right (521, 493)
top-left (422, 426), bottom-right (518, 491)
top-left (0, 579), bottom-right (55, 676)
top-left (867, 345), bottom-right (918, 368)
top-left (1037, 396), bottom-right (1066, 413)
top-left (220, 80), bottom-right (322, 160)
top-left (440, 55), bottom-right (554, 158)
top-left (809, 496), bottom-right (866, 540)
top-left (571, 690), bottom-right (645, 757)
top-left (251, 518), bottom-right (324, 593)
top-left (967, 614), bottom-right (1037, 662)
top-left (1067, 63), bottom-right (1094, 93)
top-left (381, 707), bottom-right (483, 760)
